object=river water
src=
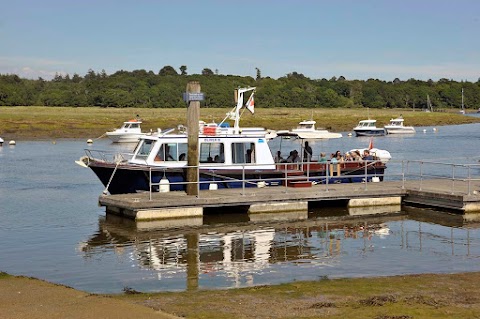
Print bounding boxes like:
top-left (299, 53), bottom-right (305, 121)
top-left (1, 121), bottom-right (480, 293)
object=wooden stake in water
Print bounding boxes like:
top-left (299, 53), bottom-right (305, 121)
top-left (186, 81), bottom-right (200, 196)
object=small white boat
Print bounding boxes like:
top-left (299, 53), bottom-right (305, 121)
top-left (276, 119), bottom-right (342, 139)
top-left (353, 119), bottom-right (386, 137)
top-left (384, 117), bottom-right (415, 134)
top-left (0, 137), bottom-right (3, 146)
top-left (106, 118), bottom-right (145, 143)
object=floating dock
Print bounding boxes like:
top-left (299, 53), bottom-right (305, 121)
top-left (98, 178), bottom-right (480, 221)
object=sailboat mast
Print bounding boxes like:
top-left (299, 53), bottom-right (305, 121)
top-left (462, 88), bottom-right (464, 111)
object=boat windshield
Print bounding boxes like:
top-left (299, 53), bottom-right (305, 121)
top-left (134, 139), bottom-right (155, 160)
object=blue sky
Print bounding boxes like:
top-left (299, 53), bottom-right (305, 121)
top-left (1, 0), bottom-right (479, 81)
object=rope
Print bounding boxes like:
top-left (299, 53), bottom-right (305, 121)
top-left (94, 133), bottom-right (106, 140)
top-left (103, 160), bottom-right (122, 195)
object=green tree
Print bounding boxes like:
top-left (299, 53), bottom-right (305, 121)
top-left (179, 65), bottom-right (187, 75)
top-left (159, 66), bottom-right (178, 76)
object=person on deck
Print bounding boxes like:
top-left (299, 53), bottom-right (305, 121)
top-left (319, 152), bottom-right (328, 163)
top-left (303, 142), bottom-right (313, 162)
top-left (275, 151), bottom-right (284, 163)
top-left (362, 149), bottom-right (374, 161)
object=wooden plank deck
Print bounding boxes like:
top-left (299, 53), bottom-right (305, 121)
top-left (98, 178), bottom-right (480, 220)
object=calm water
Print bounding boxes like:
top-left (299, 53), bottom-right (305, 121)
top-left (1, 122), bottom-right (480, 293)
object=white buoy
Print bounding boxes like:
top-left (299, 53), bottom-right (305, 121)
top-left (159, 177), bottom-right (170, 192)
top-left (433, 128), bottom-right (437, 132)
top-left (423, 129), bottom-right (427, 133)
top-left (9, 140), bottom-right (16, 146)
top-left (87, 139), bottom-right (93, 144)
top-left (347, 133), bottom-right (353, 137)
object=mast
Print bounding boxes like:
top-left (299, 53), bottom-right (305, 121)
top-left (462, 88), bottom-right (464, 111)
top-left (220, 87), bottom-right (256, 134)
top-left (427, 94), bottom-right (433, 112)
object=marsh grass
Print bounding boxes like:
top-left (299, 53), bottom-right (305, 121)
top-left (117, 272), bottom-right (480, 319)
top-left (1, 106), bottom-right (479, 140)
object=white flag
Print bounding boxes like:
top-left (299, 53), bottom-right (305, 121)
top-left (245, 92), bottom-right (254, 114)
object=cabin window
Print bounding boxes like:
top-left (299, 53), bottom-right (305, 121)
top-left (131, 123), bottom-right (139, 129)
top-left (200, 143), bottom-right (224, 163)
top-left (232, 142), bottom-right (255, 164)
top-left (135, 139), bottom-right (155, 160)
top-left (154, 143), bottom-right (187, 161)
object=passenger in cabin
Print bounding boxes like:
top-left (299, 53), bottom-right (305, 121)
top-left (246, 149), bottom-right (253, 163)
top-left (303, 142), bottom-right (313, 162)
top-left (165, 145), bottom-right (174, 161)
top-left (207, 156), bottom-right (214, 163)
top-left (179, 153), bottom-right (186, 161)
top-left (362, 150), bottom-right (374, 161)
top-left (214, 155), bottom-right (220, 163)
top-left (319, 152), bottom-right (328, 163)
top-left (274, 151), bottom-right (284, 163)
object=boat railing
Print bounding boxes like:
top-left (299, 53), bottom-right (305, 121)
top-left (141, 159), bottom-right (480, 199)
top-left (145, 159), bottom-right (387, 200)
top-left (85, 149), bottom-right (135, 163)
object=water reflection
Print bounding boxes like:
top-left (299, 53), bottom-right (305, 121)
top-left (80, 206), bottom-right (480, 293)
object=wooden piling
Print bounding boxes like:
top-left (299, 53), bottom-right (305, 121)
top-left (186, 81), bottom-right (200, 196)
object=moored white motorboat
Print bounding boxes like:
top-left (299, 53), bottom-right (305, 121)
top-left (78, 88), bottom-right (391, 194)
top-left (0, 137), bottom-right (3, 146)
top-left (384, 117), bottom-right (415, 134)
top-left (106, 118), bottom-right (146, 143)
top-left (276, 119), bottom-right (342, 139)
top-left (353, 119), bottom-right (386, 137)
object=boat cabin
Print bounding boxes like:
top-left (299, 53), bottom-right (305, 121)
top-left (387, 118), bottom-right (405, 127)
top-left (120, 120), bottom-right (142, 132)
top-left (295, 120), bottom-right (316, 131)
top-left (129, 132), bottom-right (276, 170)
top-left (356, 119), bottom-right (377, 128)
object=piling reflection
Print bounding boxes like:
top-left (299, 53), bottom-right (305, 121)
top-left (82, 207), bottom-right (480, 292)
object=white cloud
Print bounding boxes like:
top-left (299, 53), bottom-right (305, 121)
top-left (0, 56), bottom-right (75, 79)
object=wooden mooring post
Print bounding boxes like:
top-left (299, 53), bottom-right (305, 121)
top-left (185, 81), bottom-right (201, 196)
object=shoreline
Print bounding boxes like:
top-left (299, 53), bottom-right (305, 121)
top-left (1, 106), bottom-right (479, 141)
top-left (3, 271), bottom-right (480, 318)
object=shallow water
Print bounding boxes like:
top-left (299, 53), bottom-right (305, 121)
top-left (1, 123), bottom-right (480, 293)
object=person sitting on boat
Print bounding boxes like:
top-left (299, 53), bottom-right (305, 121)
top-left (318, 152), bottom-right (328, 163)
top-left (303, 142), bottom-right (313, 162)
top-left (179, 153), bottom-right (186, 161)
top-left (344, 152), bottom-right (353, 161)
top-left (330, 153), bottom-right (338, 164)
top-left (362, 149), bottom-right (374, 161)
top-left (274, 151), bottom-right (284, 163)
top-left (351, 150), bottom-right (362, 161)
top-left (286, 150), bottom-right (300, 163)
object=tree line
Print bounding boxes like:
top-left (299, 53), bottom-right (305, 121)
top-left (1, 66), bottom-right (479, 110)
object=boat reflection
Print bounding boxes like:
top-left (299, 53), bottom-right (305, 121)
top-left (81, 206), bottom-right (480, 292)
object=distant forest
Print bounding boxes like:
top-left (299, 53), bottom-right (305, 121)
top-left (1, 65), bottom-right (479, 110)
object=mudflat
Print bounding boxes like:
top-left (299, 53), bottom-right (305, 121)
top-left (3, 272), bottom-right (480, 319)
top-left (0, 275), bottom-right (178, 319)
